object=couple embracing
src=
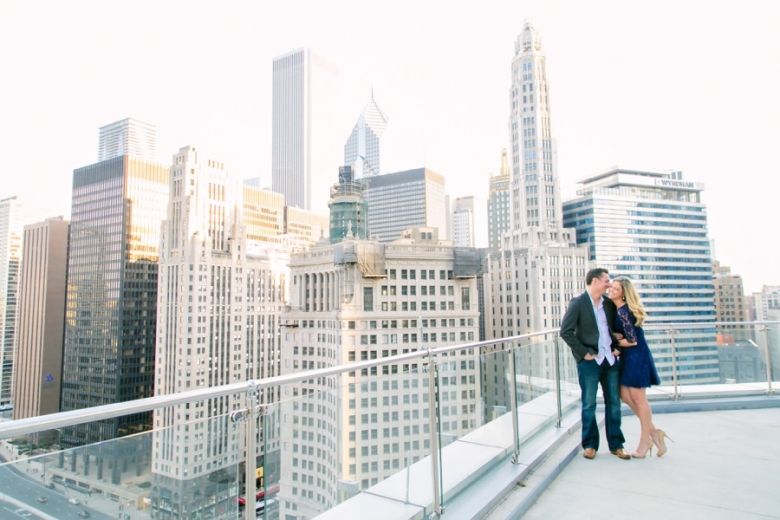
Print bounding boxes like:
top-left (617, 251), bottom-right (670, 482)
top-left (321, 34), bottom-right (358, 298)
top-left (560, 268), bottom-right (672, 460)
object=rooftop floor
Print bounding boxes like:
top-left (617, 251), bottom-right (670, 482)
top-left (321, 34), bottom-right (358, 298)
top-left (504, 407), bottom-right (780, 520)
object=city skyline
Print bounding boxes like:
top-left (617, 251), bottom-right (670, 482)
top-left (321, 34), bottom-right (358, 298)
top-left (1, 1), bottom-right (779, 292)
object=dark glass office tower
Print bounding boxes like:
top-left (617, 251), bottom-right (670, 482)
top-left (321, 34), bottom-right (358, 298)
top-left (61, 155), bottom-right (169, 446)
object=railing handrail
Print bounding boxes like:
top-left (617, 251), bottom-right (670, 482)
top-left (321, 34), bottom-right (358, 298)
top-left (644, 320), bottom-right (780, 330)
top-left (1, 320), bottom-right (777, 440)
top-left (0, 329), bottom-right (559, 439)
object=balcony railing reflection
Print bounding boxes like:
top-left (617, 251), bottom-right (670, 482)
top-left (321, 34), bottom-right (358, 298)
top-left (0, 321), bottom-right (777, 520)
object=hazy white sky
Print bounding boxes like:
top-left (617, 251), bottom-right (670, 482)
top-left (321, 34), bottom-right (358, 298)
top-left (2, 0), bottom-right (778, 292)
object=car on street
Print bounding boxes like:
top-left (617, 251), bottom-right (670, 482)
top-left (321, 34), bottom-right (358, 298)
top-left (77, 511), bottom-right (91, 518)
top-left (36, 496), bottom-right (47, 503)
top-left (68, 497), bottom-right (81, 505)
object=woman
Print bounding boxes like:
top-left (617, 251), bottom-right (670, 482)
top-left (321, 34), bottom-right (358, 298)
top-left (608, 277), bottom-right (672, 458)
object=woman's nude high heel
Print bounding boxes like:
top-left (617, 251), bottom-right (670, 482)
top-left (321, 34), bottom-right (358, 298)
top-left (653, 429), bottom-right (674, 457)
top-left (631, 437), bottom-right (654, 459)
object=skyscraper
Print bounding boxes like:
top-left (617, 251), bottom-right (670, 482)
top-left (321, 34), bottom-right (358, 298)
top-left (272, 48), bottom-right (340, 216)
top-left (562, 167), bottom-right (720, 384)
top-left (483, 22), bottom-right (587, 413)
top-left (487, 149), bottom-right (511, 252)
top-left (487, 20), bottom-right (586, 341)
top-left (508, 21), bottom-right (562, 234)
top-left (152, 145), bottom-right (288, 518)
top-left (452, 196), bottom-right (476, 247)
top-left (712, 260), bottom-right (749, 340)
top-left (751, 286), bottom-right (780, 322)
top-left (60, 153), bottom-right (169, 446)
top-left (98, 118), bottom-right (157, 162)
top-left (0, 196), bottom-right (48, 406)
top-left (344, 93), bottom-right (389, 178)
top-left (363, 168), bottom-right (448, 243)
top-left (278, 228), bottom-right (481, 518)
top-left (13, 216), bottom-right (69, 421)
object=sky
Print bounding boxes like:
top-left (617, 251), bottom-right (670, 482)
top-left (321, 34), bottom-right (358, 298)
top-left (1, 0), bottom-right (779, 293)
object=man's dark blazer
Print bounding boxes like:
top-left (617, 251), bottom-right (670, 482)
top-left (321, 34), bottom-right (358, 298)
top-left (560, 291), bottom-right (620, 362)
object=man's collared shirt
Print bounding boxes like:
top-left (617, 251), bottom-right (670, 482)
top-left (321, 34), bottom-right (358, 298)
top-left (592, 297), bottom-right (615, 366)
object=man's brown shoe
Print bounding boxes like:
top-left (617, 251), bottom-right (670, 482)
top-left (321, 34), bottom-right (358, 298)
top-left (610, 448), bottom-right (631, 460)
top-left (583, 448), bottom-right (596, 459)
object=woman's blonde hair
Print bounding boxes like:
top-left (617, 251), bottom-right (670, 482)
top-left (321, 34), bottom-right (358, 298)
top-left (613, 276), bottom-right (646, 327)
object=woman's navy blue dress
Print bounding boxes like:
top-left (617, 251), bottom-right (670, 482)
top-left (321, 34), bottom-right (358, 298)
top-left (615, 305), bottom-right (660, 388)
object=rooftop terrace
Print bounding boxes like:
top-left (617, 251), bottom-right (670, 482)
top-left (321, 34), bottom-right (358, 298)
top-left (0, 322), bottom-right (777, 520)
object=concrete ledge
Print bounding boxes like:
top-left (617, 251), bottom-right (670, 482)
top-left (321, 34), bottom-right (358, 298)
top-left (317, 391), bottom-right (578, 520)
top-left (318, 387), bottom-right (780, 520)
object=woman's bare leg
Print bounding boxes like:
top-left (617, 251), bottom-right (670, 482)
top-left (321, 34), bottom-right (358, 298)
top-left (620, 385), bottom-right (639, 416)
top-left (628, 386), bottom-right (655, 455)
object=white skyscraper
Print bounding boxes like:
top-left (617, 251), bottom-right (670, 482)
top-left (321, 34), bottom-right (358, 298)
top-left (344, 93), bottom-right (389, 178)
top-left (0, 196), bottom-right (48, 406)
top-left (488, 20), bottom-right (587, 334)
top-left (452, 196), bottom-right (476, 247)
top-left (563, 167), bottom-right (720, 384)
top-left (278, 228), bottom-right (481, 518)
top-left (484, 22), bottom-right (587, 407)
top-left (508, 21), bottom-right (562, 234)
top-left (151, 146), bottom-right (289, 517)
top-left (98, 118), bottom-right (156, 161)
top-left (272, 48), bottom-right (340, 216)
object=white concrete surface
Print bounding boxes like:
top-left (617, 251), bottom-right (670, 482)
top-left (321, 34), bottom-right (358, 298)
top-left (519, 408), bottom-right (780, 520)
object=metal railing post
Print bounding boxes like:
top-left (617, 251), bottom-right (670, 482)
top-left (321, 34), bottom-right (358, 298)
top-left (760, 326), bottom-right (774, 396)
top-left (669, 327), bottom-right (679, 402)
top-left (509, 346), bottom-right (521, 463)
top-left (242, 381), bottom-right (260, 520)
top-left (426, 351), bottom-right (443, 519)
top-left (553, 334), bottom-right (563, 428)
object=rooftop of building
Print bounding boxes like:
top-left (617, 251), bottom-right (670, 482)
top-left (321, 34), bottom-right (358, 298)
top-left (508, 406), bottom-right (780, 520)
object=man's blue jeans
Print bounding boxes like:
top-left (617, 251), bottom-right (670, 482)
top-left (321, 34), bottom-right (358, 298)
top-left (577, 358), bottom-right (625, 451)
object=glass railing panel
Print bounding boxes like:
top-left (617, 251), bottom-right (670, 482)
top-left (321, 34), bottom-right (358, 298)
top-left (0, 409), bottom-right (242, 520)
top-left (478, 344), bottom-right (514, 427)
top-left (755, 322), bottom-right (777, 386)
top-left (645, 323), bottom-right (771, 390)
top-left (768, 324), bottom-right (779, 385)
top-left (555, 336), bottom-right (582, 394)
top-left (644, 326), bottom-right (681, 387)
top-left (436, 337), bottom-right (566, 508)
top-left (511, 337), bottom-right (563, 420)
top-left (434, 345), bottom-right (496, 450)
top-left (712, 322), bottom-right (770, 385)
top-left (271, 360), bottom-right (437, 519)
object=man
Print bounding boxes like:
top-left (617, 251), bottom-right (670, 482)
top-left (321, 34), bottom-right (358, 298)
top-left (560, 268), bottom-right (630, 460)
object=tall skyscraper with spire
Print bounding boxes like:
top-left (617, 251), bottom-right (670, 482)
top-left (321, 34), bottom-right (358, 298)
top-left (508, 21), bottom-right (563, 235)
top-left (483, 22), bottom-right (587, 411)
top-left (344, 92), bottom-right (389, 178)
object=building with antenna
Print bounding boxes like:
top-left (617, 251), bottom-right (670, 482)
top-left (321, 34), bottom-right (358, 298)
top-left (344, 92), bottom-right (388, 179)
